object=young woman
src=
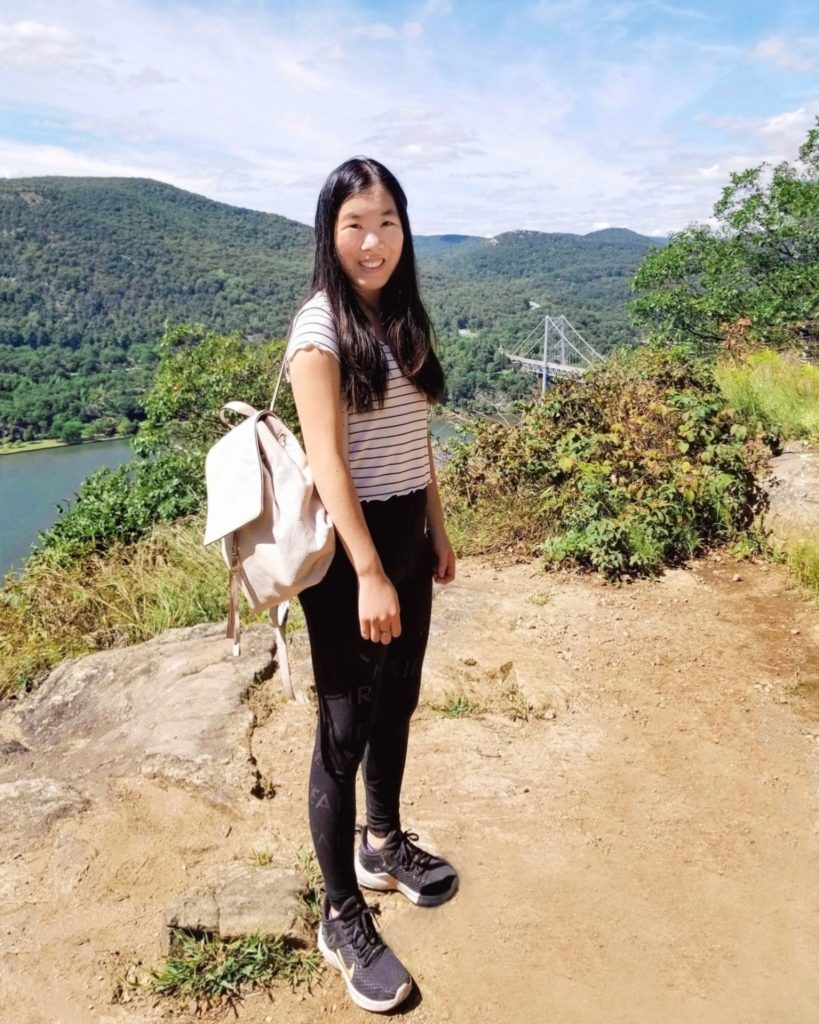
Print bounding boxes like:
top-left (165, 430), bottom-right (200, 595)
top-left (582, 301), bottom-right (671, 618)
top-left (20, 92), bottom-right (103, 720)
top-left (285, 157), bottom-right (458, 1013)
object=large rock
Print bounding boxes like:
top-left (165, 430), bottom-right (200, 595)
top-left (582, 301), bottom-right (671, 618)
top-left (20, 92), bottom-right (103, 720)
top-left (765, 441), bottom-right (819, 544)
top-left (0, 623), bottom-right (279, 834)
top-left (0, 777), bottom-right (90, 840)
top-left (163, 862), bottom-right (305, 950)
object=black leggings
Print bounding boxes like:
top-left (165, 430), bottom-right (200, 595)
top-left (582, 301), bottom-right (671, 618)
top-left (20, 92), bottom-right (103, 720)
top-left (299, 487), bottom-right (433, 908)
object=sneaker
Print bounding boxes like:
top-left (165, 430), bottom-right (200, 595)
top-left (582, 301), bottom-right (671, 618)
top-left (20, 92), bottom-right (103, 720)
top-left (317, 895), bottom-right (413, 1013)
top-left (355, 828), bottom-right (459, 907)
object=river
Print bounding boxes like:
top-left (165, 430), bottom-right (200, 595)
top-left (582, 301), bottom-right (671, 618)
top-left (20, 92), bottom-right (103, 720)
top-left (0, 439), bottom-right (133, 578)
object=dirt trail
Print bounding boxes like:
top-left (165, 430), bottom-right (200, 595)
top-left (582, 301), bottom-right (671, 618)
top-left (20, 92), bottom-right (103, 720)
top-left (3, 553), bottom-right (819, 1024)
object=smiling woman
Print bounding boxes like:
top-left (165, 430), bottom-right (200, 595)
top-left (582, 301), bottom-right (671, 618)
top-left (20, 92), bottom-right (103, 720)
top-left (284, 156), bottom-right (457, 1013)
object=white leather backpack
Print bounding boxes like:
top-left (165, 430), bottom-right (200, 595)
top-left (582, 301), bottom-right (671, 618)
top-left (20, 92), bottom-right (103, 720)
top-left (203, 363), bottom-right (334, 699)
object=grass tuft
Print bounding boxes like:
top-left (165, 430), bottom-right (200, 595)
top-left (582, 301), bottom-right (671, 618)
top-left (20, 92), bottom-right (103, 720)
top-left (784, 539), bottom-right (819, 602)
top-left (150, 929), bottom-right (322, 1010)
top-left (295, 847), bottom-right (323, 925)
top-left (430, 690), bottom-right (486, 718)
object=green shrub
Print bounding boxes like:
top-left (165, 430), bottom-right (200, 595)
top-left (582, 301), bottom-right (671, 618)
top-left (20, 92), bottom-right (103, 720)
top-left (441, 345), bottom-right (771, 578)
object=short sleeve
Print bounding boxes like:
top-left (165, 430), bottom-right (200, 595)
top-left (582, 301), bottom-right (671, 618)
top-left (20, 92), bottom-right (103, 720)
top-left (285, 293), bottom-right (340, 381)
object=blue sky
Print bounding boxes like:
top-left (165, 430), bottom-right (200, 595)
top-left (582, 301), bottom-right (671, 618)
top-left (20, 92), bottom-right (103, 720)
top-left (1, 0), bottom-right (817, 235)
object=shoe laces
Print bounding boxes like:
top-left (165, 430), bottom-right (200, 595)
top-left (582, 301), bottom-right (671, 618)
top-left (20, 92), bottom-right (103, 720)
top-left (393, 830), bottom-right (432, 877)
top-left (342, 903), bottom-right (384, 969)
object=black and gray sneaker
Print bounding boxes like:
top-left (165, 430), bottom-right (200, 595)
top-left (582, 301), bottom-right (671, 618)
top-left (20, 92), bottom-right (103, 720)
top-left (355, 828), bottom-right (459, 907)
top-left (317, 895), bottom-right (413, 1013)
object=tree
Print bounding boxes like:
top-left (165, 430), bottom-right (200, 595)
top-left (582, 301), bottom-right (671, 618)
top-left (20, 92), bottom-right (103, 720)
top-left (632, 118), bottom-right (819, 353)
top-left (133, 324), bottom-right (293, 458)
top-left (58, 419), bottom-right (83, 444)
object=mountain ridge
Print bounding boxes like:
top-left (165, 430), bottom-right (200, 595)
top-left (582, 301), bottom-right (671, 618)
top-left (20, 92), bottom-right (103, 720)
top-left (0, 176), bottom-right (661, 436)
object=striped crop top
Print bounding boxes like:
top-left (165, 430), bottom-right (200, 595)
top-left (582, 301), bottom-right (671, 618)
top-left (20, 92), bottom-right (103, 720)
top-left (285, 291), bottom-right (431, 503)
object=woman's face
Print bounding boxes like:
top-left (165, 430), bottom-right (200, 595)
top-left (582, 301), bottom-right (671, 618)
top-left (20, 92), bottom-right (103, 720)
top-left (334, 183), bottom-right (404, 309)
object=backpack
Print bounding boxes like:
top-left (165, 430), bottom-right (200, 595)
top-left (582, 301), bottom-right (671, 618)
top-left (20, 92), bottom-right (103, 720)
top-left (203, 363), bottom-right (335, 699)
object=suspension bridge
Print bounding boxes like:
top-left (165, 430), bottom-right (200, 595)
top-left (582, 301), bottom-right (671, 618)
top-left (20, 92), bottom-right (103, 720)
top-left (500, 315), bottom-right (605, 391)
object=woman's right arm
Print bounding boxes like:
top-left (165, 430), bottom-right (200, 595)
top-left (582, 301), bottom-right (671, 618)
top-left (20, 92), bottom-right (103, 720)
top-left (289, 347), bottom-right (401, 644)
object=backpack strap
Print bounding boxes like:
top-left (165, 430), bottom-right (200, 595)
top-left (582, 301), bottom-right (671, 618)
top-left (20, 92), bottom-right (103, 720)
top-left (226, 532), bottom-right (242, 656)
top-left (219, 401), bottom-right (258, 426)
top-left (270, 602), bottom-right (294, 700)
top-left (269, 354), bottom-right (288, 412)
top-left (227, 574), bottom-right (294, 700)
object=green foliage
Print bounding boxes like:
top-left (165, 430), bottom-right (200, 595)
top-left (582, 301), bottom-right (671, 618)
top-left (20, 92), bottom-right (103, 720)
top-left (431, 690), bottom-right (486, 718)
top-left (441, 346), bottom-right (770, 578)
top-left (632, 119), bottom-right (819, 352)
top-left (150, 930), bottom-right (321, 1010)
top-left (715, 349), bottom-right (819, 440)
top-left (135, 323), bottom-right (295, 457)
top-left (36, 325), bottom-right (290, 562)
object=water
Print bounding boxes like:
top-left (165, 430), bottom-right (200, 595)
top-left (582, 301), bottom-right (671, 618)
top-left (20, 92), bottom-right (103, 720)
top-left (429, 416), bottom-right (459, 444)
top-left (0, 439), bottom-right (133, 578)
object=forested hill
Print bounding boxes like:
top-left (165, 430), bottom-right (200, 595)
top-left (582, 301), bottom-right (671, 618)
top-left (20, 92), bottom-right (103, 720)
top-left (0, 177), bottom-right (661, 440)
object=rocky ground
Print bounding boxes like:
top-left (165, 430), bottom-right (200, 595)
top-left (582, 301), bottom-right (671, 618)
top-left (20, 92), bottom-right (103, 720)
top-left (1, 447), bottom-right (818, 1024)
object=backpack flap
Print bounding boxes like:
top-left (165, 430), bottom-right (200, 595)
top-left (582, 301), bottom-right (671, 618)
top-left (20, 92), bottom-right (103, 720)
top-left (203, 410), bottom-right (265, 546)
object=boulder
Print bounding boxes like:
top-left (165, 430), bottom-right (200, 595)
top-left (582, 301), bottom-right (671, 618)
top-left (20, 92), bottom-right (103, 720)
top-left (163, 862), bottom-right (305, 950)
top-left (765, 441), bottom-right (819, 544)
top-left (0, 623), bottom-right (280, 840)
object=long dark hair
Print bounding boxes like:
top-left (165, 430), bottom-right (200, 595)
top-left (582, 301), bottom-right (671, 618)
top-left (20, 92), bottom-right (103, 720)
top-left (311, 156), bottom-right (445, 413)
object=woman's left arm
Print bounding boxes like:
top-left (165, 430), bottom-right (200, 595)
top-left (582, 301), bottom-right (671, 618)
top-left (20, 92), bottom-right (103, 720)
top-left (426, 435), bottom-right (456, 585)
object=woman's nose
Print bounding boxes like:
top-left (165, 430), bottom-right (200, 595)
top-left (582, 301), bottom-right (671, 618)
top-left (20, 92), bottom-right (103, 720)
top-left (361, 230), bottom-right (381, 251)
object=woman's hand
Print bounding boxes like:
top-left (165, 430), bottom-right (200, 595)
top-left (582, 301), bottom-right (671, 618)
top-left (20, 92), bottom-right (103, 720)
top-left (359, 571), bottom-right (402, 645)
top-left (431, 531), bottom-right (456, 585)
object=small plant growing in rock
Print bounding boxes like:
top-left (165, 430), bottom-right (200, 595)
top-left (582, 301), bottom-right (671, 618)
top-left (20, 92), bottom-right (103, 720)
top-left (432, 690), bottom-right (485, 718)
top-left (249, 848), bottom-right (274, 866)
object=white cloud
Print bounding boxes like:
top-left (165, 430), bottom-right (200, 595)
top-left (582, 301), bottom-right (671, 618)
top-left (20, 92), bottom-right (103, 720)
top-left (129, 66), bottom-right (178, 86)
top-left (362, 108), bottom-right (483, 166)
top-left (0, 1), bottom-right (816, 238)
top-left (0, 20), bottom-right (76, 66)
top-left (0, 138), bottom-right (167, 179)
top-left (349, 23), bottom-right (396, 40)
top-left (698, 105), bottom-right (818, 163)
top-left (752, 35), bottom-right (817, 74)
